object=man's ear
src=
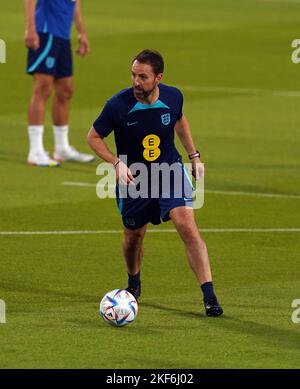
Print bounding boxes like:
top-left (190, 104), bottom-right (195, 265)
top-left (156, 73), bottom-right (163, 82)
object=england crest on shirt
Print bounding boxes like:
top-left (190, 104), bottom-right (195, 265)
top-left (46, 56), bottom-right (55, 69)
top-left (161, 113), bottom-right (170, 125)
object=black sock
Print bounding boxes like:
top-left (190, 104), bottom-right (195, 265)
top-left (201, 281), bottom-right (218, 305)
top-left (128, 271), bottom-right (140, 289)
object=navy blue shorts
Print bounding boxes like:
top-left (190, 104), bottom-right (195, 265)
top-left (116, 158), bottom-right (195, 230)
top-left (27, 33), bottom-right (73, 79)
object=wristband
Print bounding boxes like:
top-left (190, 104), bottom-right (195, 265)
top-left (188, 150), bottom-right (201, 160)
top-left (113, 158), bottom-right (120, 168)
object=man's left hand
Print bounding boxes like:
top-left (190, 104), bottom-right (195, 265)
top-left (191, 157), bottom-right (205, 180)
top-left (76, 33), bottom-right (90, 57)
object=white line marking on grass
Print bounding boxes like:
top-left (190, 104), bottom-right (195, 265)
top-left (180, 85), bottom-right (300, 98)
top-left (0, 228), bottom-right (300, 236)
top-left (62, 182), bottom-right (300, 200)
top-left (206, 189), bottom-right (300, 200)
top-left (63, 181), bottom-right (96, 187)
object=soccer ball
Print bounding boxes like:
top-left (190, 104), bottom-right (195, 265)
top-left (100, 289), bottom-right (138, 327)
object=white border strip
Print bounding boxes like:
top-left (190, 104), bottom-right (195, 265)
top-left (0, 228), bottom-right (299, 236)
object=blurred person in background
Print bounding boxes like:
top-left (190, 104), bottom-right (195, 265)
top-left (25, 0), bottom-right (94, 166)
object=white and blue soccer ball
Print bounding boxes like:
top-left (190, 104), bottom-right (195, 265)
top-left (100, 289), bottom-right (138, 327)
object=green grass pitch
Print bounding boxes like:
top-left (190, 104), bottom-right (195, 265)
top-left (0, 0), bottom-right (300, 368)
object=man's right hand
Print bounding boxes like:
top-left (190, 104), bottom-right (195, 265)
top-left (115, 160), bottom-right (135, 186)
top-left (25, 29), bottom-right (40, 50)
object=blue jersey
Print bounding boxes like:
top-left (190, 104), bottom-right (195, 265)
top-left (93, 84), bottom-right (183, 167)
top-left (35, 0), bottom-right (76, 40)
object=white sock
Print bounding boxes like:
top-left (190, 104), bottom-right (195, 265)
top-left (28, 125), bottom-right (45, 154)
top-left (53, 125), bottom-right (70, 151)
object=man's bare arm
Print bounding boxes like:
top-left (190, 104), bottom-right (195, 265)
top-left (175, 114), bottom-right (204, 179)
top-left (87, 127), bottom-right (118, 165)
top-left (87, 127), bottom-right (134, 184)
top-left (24, 0), bottom-right (39, 50)
top-left (175, 114), bottom-right (198, 154)
top-left (74, 0), bottom-right (90, 56)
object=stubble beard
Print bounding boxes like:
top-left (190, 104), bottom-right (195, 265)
top-left (134, 85), bottom-right (156, 101)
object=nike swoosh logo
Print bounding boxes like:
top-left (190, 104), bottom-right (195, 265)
top-left (184, 197), bottom-right (193, 201)
top-left (127, 121), bottom-right (138, 126)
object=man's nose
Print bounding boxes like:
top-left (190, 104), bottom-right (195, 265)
top-left (133, 77), bottom-right (140, 87)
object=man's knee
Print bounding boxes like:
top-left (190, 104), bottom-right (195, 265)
top-left (33, 80), bottom-right (53, 100)
top-left (178, 224), bottom-right (204, 247)
top-left (55, 84), bottom-right (74, 102)
top-left (124, 229), bottom-right (145, 249)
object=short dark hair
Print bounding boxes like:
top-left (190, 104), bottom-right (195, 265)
top-left (132, 49), bottom-right (164, 75)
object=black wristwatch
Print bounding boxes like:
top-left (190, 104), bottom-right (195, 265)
top-left (188, 150), bottom-right (201, 160)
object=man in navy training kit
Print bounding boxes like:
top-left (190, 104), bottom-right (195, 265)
top-left (25, 0), bottom-right (94, 166)
top-left (87, 49), bottom-right (223, 317)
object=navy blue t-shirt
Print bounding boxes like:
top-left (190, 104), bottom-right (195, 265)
top-left (93, 84), bottom-right (183, 167)
top-left (35, 0), bottom-right (76, 40)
